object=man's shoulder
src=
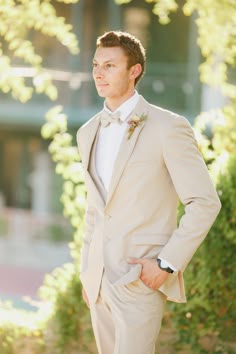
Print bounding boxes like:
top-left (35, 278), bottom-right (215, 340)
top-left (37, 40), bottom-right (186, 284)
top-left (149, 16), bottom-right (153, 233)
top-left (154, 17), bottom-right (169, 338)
top-left (76, 111), bottom-right (101, 150)
top-left (149, 103), bottom-right (180, 121)
top-left (137, 96), bottom-right (192, 138)
top-left (139, 95), bottom-right (181, 120)
top-left (140, 97), bottom-right (185, 128)
top-left (77, 111), bottom-right (101, 137)
top-left (81, 111), bottom-right (101, 130)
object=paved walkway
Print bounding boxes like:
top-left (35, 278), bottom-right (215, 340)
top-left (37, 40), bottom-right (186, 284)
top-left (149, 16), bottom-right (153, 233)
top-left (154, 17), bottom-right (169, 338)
top-left (0, 238), bottom-right (72, 309)
top-left (0, 265), bottom-right (46, 298)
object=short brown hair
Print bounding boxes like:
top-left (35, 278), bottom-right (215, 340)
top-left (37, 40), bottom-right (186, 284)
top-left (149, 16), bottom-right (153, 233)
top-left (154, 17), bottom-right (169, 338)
top-left (96, 31), bottom-right (146, 85)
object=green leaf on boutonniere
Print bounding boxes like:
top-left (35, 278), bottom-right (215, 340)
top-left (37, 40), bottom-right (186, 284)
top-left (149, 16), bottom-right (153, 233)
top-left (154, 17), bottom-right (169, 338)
top-left (127, 113), bottom-right (147, 140)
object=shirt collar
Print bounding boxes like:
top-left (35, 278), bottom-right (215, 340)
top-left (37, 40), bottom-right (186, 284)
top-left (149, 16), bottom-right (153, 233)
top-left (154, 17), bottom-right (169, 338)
top-left (103, 91), bottom-right (140, 123)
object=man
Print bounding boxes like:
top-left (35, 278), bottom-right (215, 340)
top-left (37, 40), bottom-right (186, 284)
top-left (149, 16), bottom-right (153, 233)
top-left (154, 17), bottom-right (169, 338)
top-left (76, 31), bottom-right (221, 354)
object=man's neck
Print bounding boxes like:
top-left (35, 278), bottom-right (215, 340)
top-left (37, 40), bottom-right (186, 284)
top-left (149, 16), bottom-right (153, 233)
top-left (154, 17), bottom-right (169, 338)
top-left (105, 91), bottom-right (135, 112)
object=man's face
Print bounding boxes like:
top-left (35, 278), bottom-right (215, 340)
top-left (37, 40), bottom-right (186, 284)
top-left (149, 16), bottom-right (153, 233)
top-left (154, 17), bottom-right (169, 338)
top-left (93, 46), bottom-right (135, 103)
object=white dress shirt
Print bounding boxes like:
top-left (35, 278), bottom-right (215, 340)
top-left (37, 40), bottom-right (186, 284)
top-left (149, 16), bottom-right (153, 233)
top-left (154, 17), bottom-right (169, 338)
top-left (95, 91), bottom-right (177, 272)
top-left (95, 91), bottom-right (140, 191)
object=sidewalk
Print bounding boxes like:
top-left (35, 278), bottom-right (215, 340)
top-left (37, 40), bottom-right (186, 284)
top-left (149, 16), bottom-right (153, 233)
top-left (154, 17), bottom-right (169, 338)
top-left (0, 265), bottom-right (46, 298)
top-left (0, 238), bottom-right (72, 310)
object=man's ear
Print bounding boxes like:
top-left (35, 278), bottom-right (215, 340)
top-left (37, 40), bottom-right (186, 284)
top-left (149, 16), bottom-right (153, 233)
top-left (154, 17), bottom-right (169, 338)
top-left (130, 63), bottom-right (142, 80)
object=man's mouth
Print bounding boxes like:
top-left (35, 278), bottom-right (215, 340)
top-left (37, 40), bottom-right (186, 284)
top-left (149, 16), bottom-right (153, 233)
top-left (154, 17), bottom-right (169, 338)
top-left (96, 83), bottom-right (109, 87)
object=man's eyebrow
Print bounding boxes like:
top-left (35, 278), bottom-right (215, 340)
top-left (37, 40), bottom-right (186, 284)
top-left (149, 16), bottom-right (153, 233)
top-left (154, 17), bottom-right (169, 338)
top-left (92, 59), bottom-right (115, 63)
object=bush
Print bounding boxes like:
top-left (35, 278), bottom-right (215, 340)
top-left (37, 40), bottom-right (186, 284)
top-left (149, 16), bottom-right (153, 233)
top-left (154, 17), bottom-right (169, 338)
top-left (0, 302), bottom-right (45, 354)
top-left (0, 263), bottom-right (92, 354)
top-left (38, 263), bottom-right (89, 354)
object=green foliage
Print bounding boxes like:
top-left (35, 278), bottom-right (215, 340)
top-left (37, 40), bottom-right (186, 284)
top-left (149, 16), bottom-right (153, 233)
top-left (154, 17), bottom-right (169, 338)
top-left (0, 2), bottom-right (87, 353)
top-left (38, 263), bottom-right (89, 354)
top-left (40, 106), bottom-right (89, 352)
top-left (183, 0), bottom-right (236, 100)
top-left (0, 1), bottom-right (88, 353)
top-left (0, 264), bottom-right (89, 354)
top-left (115, 0), bottom-right (178, 24)
top-left (116, 0), bottom-right (236, 100)
top-left (0, 215), bottom-right (8, 236)
top-left (0, 301), bottom-right (45, 354)
top-left (0, 0), bottom-right (79, 102)
top-left (41, 105), bottom-right (86, 263)
top-left (0, 278), bottom-right (91, 354)
top-left (195, 103), bottom-right (236, 163)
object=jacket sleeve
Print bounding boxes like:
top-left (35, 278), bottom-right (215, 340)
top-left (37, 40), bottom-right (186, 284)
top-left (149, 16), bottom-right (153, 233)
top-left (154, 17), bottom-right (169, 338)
top-left (158, 115), bottom-right (221, 271)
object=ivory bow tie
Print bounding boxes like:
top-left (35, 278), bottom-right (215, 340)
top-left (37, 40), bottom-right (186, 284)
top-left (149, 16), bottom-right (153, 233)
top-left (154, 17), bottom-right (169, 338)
top-left (100, 111), bottom-right (121, 127)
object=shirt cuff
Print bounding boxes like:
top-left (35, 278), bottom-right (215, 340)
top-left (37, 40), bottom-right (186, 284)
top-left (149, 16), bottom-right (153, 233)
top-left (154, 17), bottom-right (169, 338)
top-left (158, 257), bottom-right (178, 272)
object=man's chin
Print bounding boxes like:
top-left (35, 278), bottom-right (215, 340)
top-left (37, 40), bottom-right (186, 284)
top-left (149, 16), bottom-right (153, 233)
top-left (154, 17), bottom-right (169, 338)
top-left (96, 86), bottom-right (110, 97)
top-left (97, 92), bottom-right (106, 98)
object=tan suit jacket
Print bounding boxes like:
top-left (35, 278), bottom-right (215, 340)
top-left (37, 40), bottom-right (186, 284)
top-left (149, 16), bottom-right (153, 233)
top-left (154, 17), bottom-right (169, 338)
top-left (77, 96), bottom-right (221, 304)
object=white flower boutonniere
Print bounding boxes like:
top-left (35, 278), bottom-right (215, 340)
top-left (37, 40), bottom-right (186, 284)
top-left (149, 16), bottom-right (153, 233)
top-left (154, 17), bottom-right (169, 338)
top-left (127, 113), bottom-right (147, 140)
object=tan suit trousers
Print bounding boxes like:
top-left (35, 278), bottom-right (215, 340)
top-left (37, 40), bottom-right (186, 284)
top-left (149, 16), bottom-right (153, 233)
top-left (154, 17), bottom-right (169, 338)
top-left (90, 272), bottom-right (167, 354)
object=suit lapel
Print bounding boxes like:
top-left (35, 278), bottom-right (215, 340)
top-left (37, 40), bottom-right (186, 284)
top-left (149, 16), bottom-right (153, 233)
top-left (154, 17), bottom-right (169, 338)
top-left (106, 97), bottom-right (149, 207)
top-left (84, 170), bottom-right (105, 210)
top-left (80, 114), bottom-right (105, 209)
top-left (81, 115), bottom-right (101, 170)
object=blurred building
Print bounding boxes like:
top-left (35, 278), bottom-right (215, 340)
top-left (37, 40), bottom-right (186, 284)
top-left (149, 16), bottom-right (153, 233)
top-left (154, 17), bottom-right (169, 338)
top-left (0, 0), bottom-right (201, 214)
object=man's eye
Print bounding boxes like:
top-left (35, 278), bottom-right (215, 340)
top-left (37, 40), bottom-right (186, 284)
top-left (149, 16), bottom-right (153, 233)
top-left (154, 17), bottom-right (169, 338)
top-left (93, 63), bottom-right (98, 68)
top-left (105, 63), bottom-right (113, 68)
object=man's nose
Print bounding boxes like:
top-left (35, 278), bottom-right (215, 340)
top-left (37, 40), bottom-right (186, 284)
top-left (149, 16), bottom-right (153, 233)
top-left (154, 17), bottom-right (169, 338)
top-left (93, 66), bottom-right (104, 79)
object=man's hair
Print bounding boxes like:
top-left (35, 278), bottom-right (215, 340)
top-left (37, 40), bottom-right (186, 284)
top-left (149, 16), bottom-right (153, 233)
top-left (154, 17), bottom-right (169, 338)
top-left (96, 31), bottom-right (146, 86)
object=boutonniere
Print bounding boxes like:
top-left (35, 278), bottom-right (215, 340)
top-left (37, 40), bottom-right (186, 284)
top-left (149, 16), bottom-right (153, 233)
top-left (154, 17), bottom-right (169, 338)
top-left (127, 113), bottom-right (147, 140)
